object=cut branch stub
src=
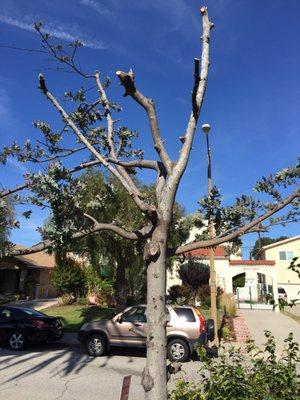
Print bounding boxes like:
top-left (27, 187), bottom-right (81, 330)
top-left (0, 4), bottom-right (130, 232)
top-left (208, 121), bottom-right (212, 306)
top-left (38, 73), bottom-right (47, 92)
top-left (116, 69), bottom-right (136, 96)
top-left (144, 241), bottom-right (161, 262)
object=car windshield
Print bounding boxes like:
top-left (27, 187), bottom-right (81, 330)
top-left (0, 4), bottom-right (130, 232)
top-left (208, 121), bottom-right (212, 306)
top-left (278, 289), bottom-right (285, 293)
top-left (19, 308), bottom-right (46, 317)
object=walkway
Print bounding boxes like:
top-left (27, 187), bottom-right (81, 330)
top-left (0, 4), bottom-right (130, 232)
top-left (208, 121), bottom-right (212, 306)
top-left (239, 309), bottom-right (300, 354)
top-left (8, 298), bottom-right (58, 310)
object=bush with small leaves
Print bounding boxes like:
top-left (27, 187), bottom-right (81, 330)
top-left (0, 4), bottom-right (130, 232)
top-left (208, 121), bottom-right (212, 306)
top-left (169, 331), bottom-right (300, 399)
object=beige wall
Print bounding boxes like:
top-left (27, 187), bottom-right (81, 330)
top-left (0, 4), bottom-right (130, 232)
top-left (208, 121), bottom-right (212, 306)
top-left (263, 238), bottom-right (300, 284)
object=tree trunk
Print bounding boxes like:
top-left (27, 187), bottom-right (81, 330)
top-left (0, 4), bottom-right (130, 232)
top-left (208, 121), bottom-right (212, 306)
top-left (142, 223), bottom-right (168, 400)
top-left (114, 261), bottom-right (127, 312)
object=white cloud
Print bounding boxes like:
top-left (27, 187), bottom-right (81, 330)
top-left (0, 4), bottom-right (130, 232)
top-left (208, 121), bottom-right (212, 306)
top-left (0, 14), bottom-right (106, 50)
top-left (7, 158), bottom-right (28, 174)
top-left (80, 0), bottom-right (115, 19)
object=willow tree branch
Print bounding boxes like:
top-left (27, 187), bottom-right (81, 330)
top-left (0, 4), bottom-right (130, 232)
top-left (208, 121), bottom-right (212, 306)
top-left (171, 188), bottom-right (300, 256)
top-left (38, 73), bottom-right (156, 216)
top-left (170, 7), bottom-right (212, 188)
top-left (116, 69), bottom-right (172, 175)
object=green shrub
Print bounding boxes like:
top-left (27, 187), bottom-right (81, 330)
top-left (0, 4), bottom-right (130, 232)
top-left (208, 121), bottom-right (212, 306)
top-left (76, 297), bottom-right (89, 305)
top-left (169, 331), bottom-right (300, 399)
top-left (58, 294), bottom-right (74, 306)
top-left (167, 285), bottom-right (193, 305)
top-left (84, 264), bottom-right (113, 306)
top-left (52, 256), bottom-right (86, 299)
top-left (219, 293), bottom-right (236, 316)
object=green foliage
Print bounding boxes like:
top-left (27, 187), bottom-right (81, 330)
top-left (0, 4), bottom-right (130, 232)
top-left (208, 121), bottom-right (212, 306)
top-left (84, 263), bottom-right (113, 303)
top-left (167, 285), bottom-right (193, 305)
top-left (169, 331), bottom-right (300, 399)
top-left (197, 284), bottom-right (223, 309)
top-left (51, 255), bottom-right (86, 299)
top-left (288, 256), bottom-right (300, 279)
top-left (232, 273), bottom-right (245, 290)
top-left (250, 236), bottom-right (288, 260)
top-left (179, 259), bottom-right (210, 292)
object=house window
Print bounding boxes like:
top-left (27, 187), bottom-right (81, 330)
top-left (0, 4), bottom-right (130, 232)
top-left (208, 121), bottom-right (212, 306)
top-left (279, 251), bottom-right (294, 260)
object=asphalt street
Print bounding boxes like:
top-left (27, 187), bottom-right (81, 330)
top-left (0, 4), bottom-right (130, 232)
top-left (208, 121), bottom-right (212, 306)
top-left (0, 336), bottom-right (199, 400)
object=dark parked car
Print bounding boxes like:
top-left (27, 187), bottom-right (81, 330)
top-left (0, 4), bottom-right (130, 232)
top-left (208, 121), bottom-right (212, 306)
top-left (0, 306), bottom-right (64, 350)
top-left (78, 304), bottom-right (214, 362)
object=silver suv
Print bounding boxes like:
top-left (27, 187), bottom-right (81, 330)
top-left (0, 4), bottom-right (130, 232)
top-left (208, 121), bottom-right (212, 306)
top-left (78, 304), bottom-right (213, 362)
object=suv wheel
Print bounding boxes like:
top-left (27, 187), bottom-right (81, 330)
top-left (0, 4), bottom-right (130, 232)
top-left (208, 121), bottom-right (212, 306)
top-left (167, 338), bottom-right (189, 362)
top-left (86, 333), bottom-right (106, 357)
top-left (8, 331), bottom-right (26, 351)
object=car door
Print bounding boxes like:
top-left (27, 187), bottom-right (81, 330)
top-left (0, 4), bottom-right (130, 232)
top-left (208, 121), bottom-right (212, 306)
top-left (110, 306), bottom-right (147, 347)
top-left (0, 308), bottom-right (16, 342)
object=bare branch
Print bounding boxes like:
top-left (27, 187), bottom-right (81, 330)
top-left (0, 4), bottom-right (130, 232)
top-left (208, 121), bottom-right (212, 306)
top-left (172, 188), bottom-right (300, 256)
top-left (38, 73), bottom-right (156, 216)
top-left (116, 69), bottom-right (172, 174)
top-left (8, 222), bottom-right (154, 257)
top-left (94, 71), bottom-right (146, 199)
top-left (171, 7), bottom-right (212, 186)
top-left (107, 158), bottom-right (158, 170)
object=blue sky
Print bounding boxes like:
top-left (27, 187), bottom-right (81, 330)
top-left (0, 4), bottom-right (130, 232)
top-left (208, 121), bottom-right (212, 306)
top-left (0, 0), bottom-right (299, 256)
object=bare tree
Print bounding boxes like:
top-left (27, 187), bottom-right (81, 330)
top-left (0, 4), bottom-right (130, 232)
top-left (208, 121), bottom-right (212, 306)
top-left (0, 7), bottom-right (299, 400)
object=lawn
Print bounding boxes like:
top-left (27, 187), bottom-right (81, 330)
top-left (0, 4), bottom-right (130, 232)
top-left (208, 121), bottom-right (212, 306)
top-left (42, 304), bottom-right (224, 332)
top-left (43, 305), bottom-right (115, 332)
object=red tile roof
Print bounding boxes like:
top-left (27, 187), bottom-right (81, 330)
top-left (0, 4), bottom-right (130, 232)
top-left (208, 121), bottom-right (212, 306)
top-left (185, 246), bottom-right (227, 258)
top-left (229, 260), bottom-right (275, 266)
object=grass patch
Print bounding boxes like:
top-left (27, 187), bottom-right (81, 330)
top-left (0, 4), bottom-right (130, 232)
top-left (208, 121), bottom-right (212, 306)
top-left (43, 305), bottom-right (115, 332)
top-left (282, 310), bottom-right (300, 325)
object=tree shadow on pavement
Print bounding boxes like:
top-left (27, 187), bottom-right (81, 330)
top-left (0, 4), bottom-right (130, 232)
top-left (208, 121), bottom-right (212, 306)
top-left (0, 340), bottom-right (146, 384)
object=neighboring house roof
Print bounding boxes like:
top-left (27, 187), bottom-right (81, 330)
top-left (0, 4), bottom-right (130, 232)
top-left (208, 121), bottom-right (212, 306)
top-left (261, 235), bottom-right (300, 250)
top-left (11, 245), bottom-right (55, 269)
top-left (185, 246), bottom-right (227, 258)
top-left (229, 260), bottom-right (275, 266)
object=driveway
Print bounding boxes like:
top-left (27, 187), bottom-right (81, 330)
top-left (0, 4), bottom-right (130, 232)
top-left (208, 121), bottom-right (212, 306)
top-left (239, 309), bottom-right (300, 354)
top-left (0, 335), bottom-right (199, 400)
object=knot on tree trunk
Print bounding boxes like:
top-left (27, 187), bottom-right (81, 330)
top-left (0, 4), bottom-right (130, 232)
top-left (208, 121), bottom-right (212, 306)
top-left (144, 241), bottom-right (160, 262)
top-left (141, 367), bottom-right (154, 392)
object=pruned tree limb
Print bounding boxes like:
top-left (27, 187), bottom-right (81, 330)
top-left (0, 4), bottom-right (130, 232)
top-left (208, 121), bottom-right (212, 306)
top-left (171, 7), bottom-right (212, 188)
top-left (116, 69), bottom-right (172, 174)
top-left (172, 188), bottom-right (300, 256)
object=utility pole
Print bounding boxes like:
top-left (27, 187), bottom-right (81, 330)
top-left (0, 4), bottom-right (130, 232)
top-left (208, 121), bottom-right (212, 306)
top-left (202, 123), bottom-right (218, 346)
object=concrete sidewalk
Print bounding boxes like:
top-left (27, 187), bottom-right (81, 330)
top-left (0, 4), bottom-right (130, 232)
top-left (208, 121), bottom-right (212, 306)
top-left (239, 309), bottom-right (300, 354)
top-left (8, 298), bottom-right (58, 310)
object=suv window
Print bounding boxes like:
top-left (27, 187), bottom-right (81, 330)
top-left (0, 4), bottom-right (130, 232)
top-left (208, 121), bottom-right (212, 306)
top-left (278, 288), bottom-right (286, 294)
top-left (122, 307), bottom-right (146, 323)
top-left (174, 307), bottom-right (196, 322)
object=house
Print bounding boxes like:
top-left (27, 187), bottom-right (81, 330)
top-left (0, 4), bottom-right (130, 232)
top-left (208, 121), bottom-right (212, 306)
top-left (258, 235), bottom-right (300, 299)
top-left (167, 227), bottom-right (280, 305)
top-left (0, 246), bottom-right (58, 299)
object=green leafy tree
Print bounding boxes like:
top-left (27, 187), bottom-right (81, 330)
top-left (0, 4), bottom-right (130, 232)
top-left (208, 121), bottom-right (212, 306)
top-left (51, 254), bottom-right (86, 300)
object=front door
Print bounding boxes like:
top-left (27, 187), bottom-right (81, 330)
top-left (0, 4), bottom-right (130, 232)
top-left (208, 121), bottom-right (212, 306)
top-left (110, 306), bottom-right (147, 347)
